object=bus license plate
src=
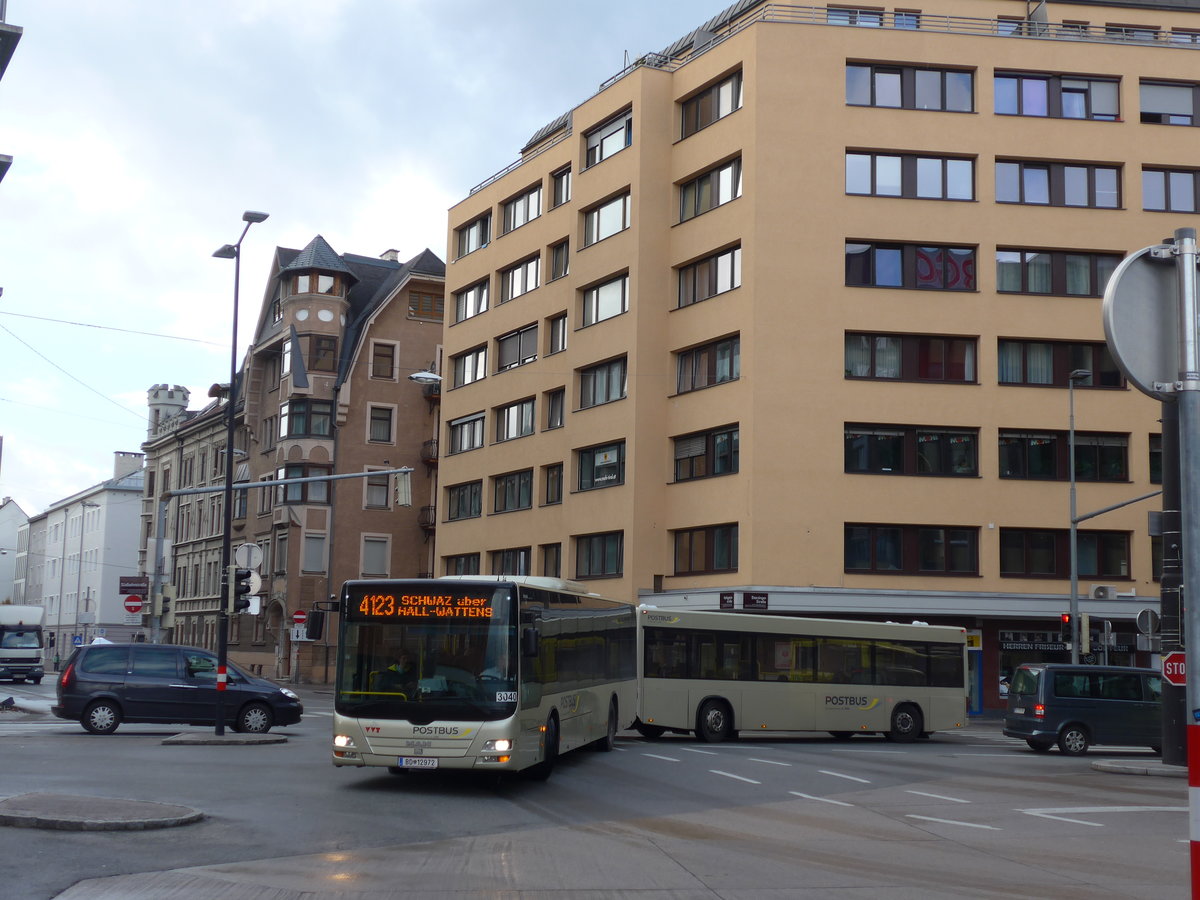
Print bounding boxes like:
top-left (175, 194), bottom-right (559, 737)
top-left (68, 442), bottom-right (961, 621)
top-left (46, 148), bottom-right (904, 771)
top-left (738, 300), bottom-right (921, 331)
top-left (397, 757), bottom-right (438, 769)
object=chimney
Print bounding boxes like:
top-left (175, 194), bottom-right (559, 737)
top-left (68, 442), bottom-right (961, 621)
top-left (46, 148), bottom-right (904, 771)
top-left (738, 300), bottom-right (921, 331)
top-left (113, 451), bottom-right (144, 479)
top-left (379, 249), bottom-right (400, 262)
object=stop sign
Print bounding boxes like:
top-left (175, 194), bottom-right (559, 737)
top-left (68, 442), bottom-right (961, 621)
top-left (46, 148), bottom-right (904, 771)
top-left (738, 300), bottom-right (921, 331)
top-left (1163, 651), bottom-right (1187, 687)
top-left (292, 610), bottom-right (308, 625)
top-left (123, 595), bottom-right (143, 614)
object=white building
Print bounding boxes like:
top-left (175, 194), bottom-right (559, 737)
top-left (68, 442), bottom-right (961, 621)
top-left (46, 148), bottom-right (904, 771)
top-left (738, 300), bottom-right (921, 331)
top-left (0, 496), bottom-right (29, 602)
top-left (15, 452), bottom-right (145, 659)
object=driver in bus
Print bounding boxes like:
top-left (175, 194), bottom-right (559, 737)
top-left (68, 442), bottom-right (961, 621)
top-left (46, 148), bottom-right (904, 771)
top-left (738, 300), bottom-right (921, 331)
top-left (378, 650), bottom-right (418, 694)
top-left (479, 655), bottom-right (509, 682)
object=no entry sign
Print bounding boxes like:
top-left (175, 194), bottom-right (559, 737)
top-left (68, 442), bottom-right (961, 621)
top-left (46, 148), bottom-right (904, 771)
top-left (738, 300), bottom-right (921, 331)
top-left (123, 595), bottom-right (143, 614)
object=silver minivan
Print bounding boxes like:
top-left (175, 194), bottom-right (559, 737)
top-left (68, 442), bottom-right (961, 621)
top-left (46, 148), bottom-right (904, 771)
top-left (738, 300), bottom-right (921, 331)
top-left (1003, 663), bottom-right (1161, 755)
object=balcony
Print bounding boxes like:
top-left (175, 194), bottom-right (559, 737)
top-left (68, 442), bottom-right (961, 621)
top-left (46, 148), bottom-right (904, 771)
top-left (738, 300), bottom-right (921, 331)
top-left (418, 505), bottom-right (437, 535)
top-left (421, 439), bottom-right (439, 467)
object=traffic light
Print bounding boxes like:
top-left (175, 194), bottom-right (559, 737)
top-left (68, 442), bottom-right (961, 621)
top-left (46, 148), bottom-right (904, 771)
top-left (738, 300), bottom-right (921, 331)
top-left (1059, 613), bottom-right (1072, 644)
top-left (161, 584), bottom-right (177, 629)
top-left (1080, 613), bottom-right (1091, 654)
top-left (226, 565), bottom-right (262, 615)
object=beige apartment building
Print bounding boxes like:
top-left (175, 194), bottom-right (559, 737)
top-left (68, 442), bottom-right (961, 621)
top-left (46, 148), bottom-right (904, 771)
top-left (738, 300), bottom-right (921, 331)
top-left (440, 0), bottom-right (1200, 711)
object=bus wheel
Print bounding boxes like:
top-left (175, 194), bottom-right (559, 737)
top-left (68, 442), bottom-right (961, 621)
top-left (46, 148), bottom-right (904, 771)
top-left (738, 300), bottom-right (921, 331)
top-left (696, 699), bottom-right (733, 743)
top-left (593, 699), bottom-right (618, 752)
top-left (634, 720), bottom-right (665, 739)
top-left (530, 715), bottom-right (559, 780)
top-left (885, 704), bottom-right (922, 743)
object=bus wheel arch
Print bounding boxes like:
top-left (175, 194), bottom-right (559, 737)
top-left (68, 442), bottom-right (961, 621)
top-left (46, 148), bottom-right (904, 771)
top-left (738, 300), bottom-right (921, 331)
top-left (885, 703), bottom-right (922, 743)
top-left (696, 697), bottom-right (734, 743)
top-left (593, 696), bottom-right (618, 752)
top-left (530, 711), bottom-right (560, 780)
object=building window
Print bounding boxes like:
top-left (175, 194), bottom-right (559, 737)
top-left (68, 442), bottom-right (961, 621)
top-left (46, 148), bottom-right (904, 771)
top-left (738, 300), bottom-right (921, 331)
top-left (547, 314), bottom-right (567, 354)
top-left (578, 440), bottom-right (625, 490)
top-left (677, 336), bottom-right (739, 393)
top-left (681, 70), bottom-right (743, 138)
top-left (585, 110), bottom-right (632, 167)
top-left (680, 159), bottom-right (742, 222)
top-left (552, 166), bottom-right (572, 207)
top-left (291, 273), bottom-right (343, 297)
top-left (445, 553), bottom-right (480, 576)
top-left (674, 425), bottom-right (739, 481)
top-left (997, 340), bottom-right (1122, 387)
top-left (583, 193), bottom-right (630, 246)
top-left (582, 274), bottom-right (629, 326)
top-left (999, 431), bottom-right (1129, 481)
top-left (276, 464), bottom-right (331, 505)
top-left (310, 336), bottom-right (337, 372)
top-left (994, 72), bottom-right (1118, 120)
top-left (845, 152), bottom-right (973, 200)
top-left (845, 241), bottom-right (976, 290)
top-left (491, 547), bottom-right (531, 575)
top-left (1000, 528), bottom-right (1129, 578)
top-left (362, 536), bottom-right (389, 578)
top-left (456, 213), bottom-right (490, 258)
top-left (1143, 168), bottom-right (1198, 213)
top-left (543, 463), bottom-right (563, 505)
top-left (541, 543), bottom-right (562, 578)
top-left (365, 471), bottom-right (390, 509)
top-left (495, 398), bottom-right (535, 442)
top-left (545, 387), bottom-right (565, 429)
top-left (576, 531), bottom-right (623, 578)
top-left (258, 475), bottom-right (274, 515)
top-left (452, 346), bottom-right (487, 387)
top-left (408, 291), bottom-right (443, 320)
top-left (368, 406), bottom-right (394, 443)
top-left (674, 524), bottom-right (739, 575)
top-left (996, 160), bottom-right (1120, 208)
top-left (371, 342), bottom-right (396, 379)
top-left (279, 400), bottom-right (333, 438)
top-left (1150, 434), bottom-right (1163, 485)
top-left (580, 357), bottom-right (627, 409)
top-left (502, 184), bottom-right (542, 233)
top-left (678, 246), bottom-right (741, 308)
top-left (446, 481), bottom-right (482, 521)
top-left (448, 413), bottom-right (485, 454)
top-left (827, 6), bottom-right (883, 26)
top-left (550, 240), bottom-right (569, 280)
top-left (501, 256), bottom-right (540, 302)
top-left (1141, 81), bottom-right (1197, 125)
top-left (996, 249), bottom-right (1121, 297)
top-left (845, 425), bottom-right (978, 476)
top-left (1106, 23), bottom-right (1159, 42)
top-left (845, 523), bottom-right (978, 574)
top-left (846, 64), bottom-right (973, 111)
top-left (894, 10), bottom-right (920, 29)
top-left (454, 281), bottom-right (489, 323)
top-left (845, 332), bottom-right (977, 383)
top-left (494, 470), bottom-right (533, 514)
top-left (496, 325), bottom-right (538, 372)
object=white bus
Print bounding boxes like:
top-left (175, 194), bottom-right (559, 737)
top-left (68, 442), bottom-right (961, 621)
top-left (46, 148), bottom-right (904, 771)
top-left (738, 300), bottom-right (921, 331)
top-left (636, 608), bottom-right (967, 742)
top-left (331, 576), bottom-right (636, 778)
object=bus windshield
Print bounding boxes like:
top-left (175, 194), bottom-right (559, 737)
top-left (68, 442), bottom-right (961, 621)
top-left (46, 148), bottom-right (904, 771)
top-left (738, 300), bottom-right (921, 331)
top-left (336, 583), bottom-right (517, 723)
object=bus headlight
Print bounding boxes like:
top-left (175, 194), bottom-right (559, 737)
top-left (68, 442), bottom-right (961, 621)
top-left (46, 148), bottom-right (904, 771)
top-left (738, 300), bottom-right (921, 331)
top-left (333, 734), bottom-right (360, 760)
top-left (333, 734), bottom-right (357, 749)
top-left (483, 739), bottom-right (512, 752)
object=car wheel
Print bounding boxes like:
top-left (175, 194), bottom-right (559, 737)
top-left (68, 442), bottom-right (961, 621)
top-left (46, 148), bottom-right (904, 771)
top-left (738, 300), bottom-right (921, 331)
top-left (530, 715), bottom-right (559, 781)
top-left (696, 699), bottom-right (733, 743)
top-left (593, 699), bottom-right (618, 752)
top-left (1058, 724), bottom-right (1090, 755)
top-left (82, 700), bottom-right (121, 735)
top-left (1026, 739), bottom-right (1053, 753)
top-left (234, 702), bottom-right (273, 734)
top-left (633, 720), bottom-right (666, 739)
top-left (886, 704), bottom-right (922, 743)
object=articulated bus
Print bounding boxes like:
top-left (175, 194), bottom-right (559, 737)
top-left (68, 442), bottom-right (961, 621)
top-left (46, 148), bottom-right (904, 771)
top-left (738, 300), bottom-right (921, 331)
top-left (637, 608), bottom-right (968, 742)
top-left (331, 576), bottom-right (636, 778)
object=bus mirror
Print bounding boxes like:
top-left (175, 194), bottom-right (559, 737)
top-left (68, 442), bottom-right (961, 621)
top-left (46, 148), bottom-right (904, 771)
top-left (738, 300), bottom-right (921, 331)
top-left (522, 627), bottom-right (539, 657)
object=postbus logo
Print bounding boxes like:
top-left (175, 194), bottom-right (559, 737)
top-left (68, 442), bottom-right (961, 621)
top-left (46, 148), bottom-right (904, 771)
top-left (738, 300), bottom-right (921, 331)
top-left (824, 696), bottom-right (881, 709)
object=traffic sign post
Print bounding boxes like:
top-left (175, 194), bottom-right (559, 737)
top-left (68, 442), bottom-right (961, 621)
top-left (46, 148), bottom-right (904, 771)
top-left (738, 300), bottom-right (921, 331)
top-left (292, 611), bottom-right (307, 626)
top-left (123, 595), bottom-right (143, 615)
top-left (1164, 651), bottom-right (1187, 688)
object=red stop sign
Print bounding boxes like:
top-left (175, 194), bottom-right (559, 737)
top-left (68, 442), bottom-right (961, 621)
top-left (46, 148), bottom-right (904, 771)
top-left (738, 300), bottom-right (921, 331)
top-left (292, 610), bottom-right (308, 625)
top-left (123, 595), bottom-right (143, 614)
top-left (1163, 651), bottom-right (1186, 687)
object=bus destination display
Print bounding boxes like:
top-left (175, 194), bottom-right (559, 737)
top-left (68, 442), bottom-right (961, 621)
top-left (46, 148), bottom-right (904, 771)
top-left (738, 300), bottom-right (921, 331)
top-left (353, 592), bottom-right (494, 619)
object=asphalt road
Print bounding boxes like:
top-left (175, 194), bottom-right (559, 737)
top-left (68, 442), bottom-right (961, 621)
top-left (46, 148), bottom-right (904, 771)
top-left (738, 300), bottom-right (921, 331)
top-left (0, 681), bottom-right (1188, 899)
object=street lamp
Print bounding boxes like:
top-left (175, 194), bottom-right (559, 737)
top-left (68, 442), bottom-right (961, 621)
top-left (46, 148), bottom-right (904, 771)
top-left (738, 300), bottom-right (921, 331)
top-left (73, 500), bottom-right (99, 649)
top-left (212, 209), bottom-right (268, 736)
top-left (1067, 368), bottom-right (1091, 664)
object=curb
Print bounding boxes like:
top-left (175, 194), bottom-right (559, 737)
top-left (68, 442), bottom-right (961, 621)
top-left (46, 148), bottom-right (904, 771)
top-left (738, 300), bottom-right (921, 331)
top-left (0, 793), bottom-right (204, 831)
top-left (1091, 759), bottom-right (1187, 777)
top-left (162, 732), bottom-right (287, 745)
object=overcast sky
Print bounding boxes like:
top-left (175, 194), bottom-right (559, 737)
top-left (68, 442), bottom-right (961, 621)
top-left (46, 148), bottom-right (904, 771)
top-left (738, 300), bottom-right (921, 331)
top-left (0, 0), bottom-right (712, 518)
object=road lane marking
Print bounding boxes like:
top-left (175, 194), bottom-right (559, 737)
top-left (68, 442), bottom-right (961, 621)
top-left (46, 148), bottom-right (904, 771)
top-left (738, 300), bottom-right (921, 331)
top-left (1020, 806), bottom-right (1186, 827)
top-left (907, 815), bottom-right (999, 830)
top-left (906, 790), bottom-right (969, 803)
top-left (710, 770), bottom-right (761, 784)
top-left (683, 747), bottom-right (718, 755)
top-left (748, 757), bottom-right (791, 766)
top-left (642, 753), bottom-right (681, 762)
top-left (830, 748), bottom-right (904, 754)
top-left (789, 791), bottom-right (854, 807)
top-left (819, 769), bottom-right (871, 784)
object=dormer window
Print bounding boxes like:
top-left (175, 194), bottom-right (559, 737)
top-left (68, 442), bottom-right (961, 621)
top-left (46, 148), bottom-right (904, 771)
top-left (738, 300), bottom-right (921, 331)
top-left (291, 273), bottom-right (343, 297)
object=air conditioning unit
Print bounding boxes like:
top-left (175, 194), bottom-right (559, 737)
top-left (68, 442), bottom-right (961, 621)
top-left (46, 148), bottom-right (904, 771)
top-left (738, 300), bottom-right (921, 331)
top-left (1090, 584), bottom-right (1117, 601)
